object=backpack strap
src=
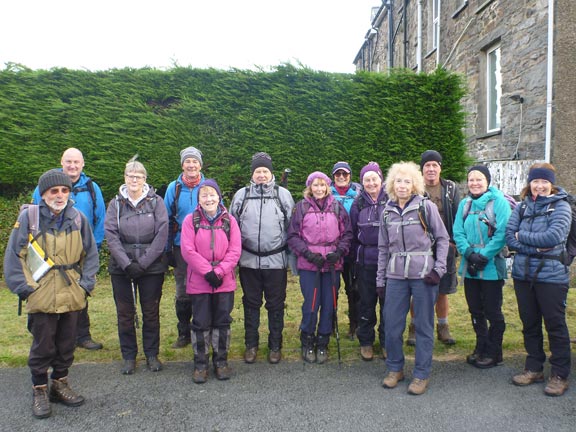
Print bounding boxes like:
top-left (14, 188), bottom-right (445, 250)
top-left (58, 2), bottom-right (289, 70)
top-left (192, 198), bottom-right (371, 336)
top-left (193, 209), bottom-right (231, 241)
top-left (72, 178), bottom-right (98, 226)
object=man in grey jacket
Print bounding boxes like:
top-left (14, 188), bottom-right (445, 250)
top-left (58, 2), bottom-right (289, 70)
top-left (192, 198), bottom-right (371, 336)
top-left (229, 152), bottom-right (295, 364)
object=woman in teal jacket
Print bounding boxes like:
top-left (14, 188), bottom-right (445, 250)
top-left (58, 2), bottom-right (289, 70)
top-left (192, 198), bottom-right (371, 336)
top-left (453, 165), bottom-right (511, 369)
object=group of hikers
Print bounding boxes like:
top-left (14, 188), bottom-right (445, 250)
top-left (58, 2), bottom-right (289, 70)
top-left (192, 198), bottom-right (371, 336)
top-left (3, 146), bottom-right (573, 420)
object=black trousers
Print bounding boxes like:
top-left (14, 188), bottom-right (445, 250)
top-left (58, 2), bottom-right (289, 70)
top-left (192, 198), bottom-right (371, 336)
top-left (76, 302), bottom-right (93, 343)
top-left (28, 311), bottom-right (80, 386)
top-left (514, 279), bottom-right (571, 378)
top-left (356, 265), bottom-right (385, 347)
top-left (111, 273), bottom-right (164, 360)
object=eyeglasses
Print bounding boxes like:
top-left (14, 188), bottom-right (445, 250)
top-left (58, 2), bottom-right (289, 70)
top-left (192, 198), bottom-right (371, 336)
top-left (334, 171), bottom-right (350, 178)
top-left (125, 174), bottom-right (145, 181)
top-left (47, 187), bottom-right (70, 195)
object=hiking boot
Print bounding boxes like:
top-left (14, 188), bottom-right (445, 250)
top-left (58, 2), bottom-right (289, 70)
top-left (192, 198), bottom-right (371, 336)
top-left (192, 368), bottom-right (208, 384)
top-left (215, 365), bottom-right (232, 381)
top-left (437, 323), bottom-right (456, 345)
top-left (381, 348), bottom-right (387, 360)
top-left (382, 371), bottom-right (405, 389)
top-left (408, 378), bottom-right (429, 395)
top-left (466, 351), bottom-right (480, 365)
top-left (32, 385), bottom-right (51, 419)
top-left (268, 349), bottom-right (282, 364)
top-left (474, 354), bottom-right (503, 369)
top-left (244, 347), bottom-right (258, 364)
top-left (347, 323), bottom-right (357, 340)
top-left (316, 348), bottom-right (328, 364)
top-left (512, 370), bottom-right (544, 386)
top-left (146, 356), bottom-right (163, 372)
top-left (544, 376), bottom-right (569, 397)
top-left (172, 335), bottom-right (191, 348)
top-left (49, 377), bottom-right (85, 407)
top-left (360, 345), bottom-right (374, 361)
top-left (406, 323), bottom-right (416, 346)
top-left (77, 338), bottom-right (103, 350)
top-left (121, 359), bottom-right (136, 375)
top-left (302, 346), bottom-right (316, 363)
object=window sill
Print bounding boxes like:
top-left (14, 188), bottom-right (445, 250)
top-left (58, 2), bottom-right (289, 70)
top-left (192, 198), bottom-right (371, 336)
top-left (475, 129), bottom-right (502, 140)
top-left (424, 48), bottom-right (437, 59)
top-left (452, 1), bottom-right (468, 19)
top-left (475, 0), bottom-right (496, 15)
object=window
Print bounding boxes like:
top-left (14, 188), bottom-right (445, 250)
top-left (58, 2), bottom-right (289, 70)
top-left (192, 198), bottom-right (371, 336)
top-left (431, 0), bottom-right (440, 50)
top-left (486, 43), bottom-right (501, 132)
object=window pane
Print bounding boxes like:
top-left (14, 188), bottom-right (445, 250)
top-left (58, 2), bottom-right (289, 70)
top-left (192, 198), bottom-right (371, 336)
top-left (487, 46), bottom-right (501, 131)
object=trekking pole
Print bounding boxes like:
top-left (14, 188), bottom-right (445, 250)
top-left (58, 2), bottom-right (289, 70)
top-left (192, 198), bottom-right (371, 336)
top-left (280, 168), bottom-right (291, 188)
top-left (131, 279), bottom-right (140, 329)
top-left (18, 298), bottom-right (22, 316)
top-left (330, 265), bottom-right (342, 365)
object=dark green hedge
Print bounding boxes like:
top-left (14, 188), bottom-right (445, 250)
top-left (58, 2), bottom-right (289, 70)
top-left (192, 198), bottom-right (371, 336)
top-left (0, 63), bottom-right (467, 202)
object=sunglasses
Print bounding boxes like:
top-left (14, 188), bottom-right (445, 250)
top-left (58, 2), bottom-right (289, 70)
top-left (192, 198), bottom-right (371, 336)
top-left (334, 171), bottom-right (350, 178)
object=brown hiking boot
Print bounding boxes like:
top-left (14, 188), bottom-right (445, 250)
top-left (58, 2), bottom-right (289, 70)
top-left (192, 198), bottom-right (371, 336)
top-left (512, 370), bottom-right (544, 386)
top-left (244, 347), bottom-right (258, 364)
top-left (544, 376), bottom-right (569, 397)
top-left (382, 371), bottom-right (405, 389)
top-left (49, 377), bottom-right (85, 407)
top-left (268, 349), bottom-right (282, 364)
top-left (192, 368), bottom-right (208, 384)
top-left (436, 323), bottom-right (456, 345)
top-left (360, 345), bottom-right (374, 361)
top-left (408, 378), bottom-right (429, 395)
top-left (215, 365), bottom-right (232, 381)
top-left (406, 323), bottom-right (416, 346)
top-left (32, 384), bottom-right (51, 419)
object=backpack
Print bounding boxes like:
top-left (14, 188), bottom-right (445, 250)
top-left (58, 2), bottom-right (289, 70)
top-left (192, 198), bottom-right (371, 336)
top-left (20, 204), bottom-right (82, 240)
top-left (383, 198), bottom-right (435, 252)
top-left (192, 209), bottom-right (231, 240)
top-left (237, 184), bottom-right (289, 223)
top-left (461, 194), bottom-right (517, 238)
top-left (518, 194), bottom-right (576, 265)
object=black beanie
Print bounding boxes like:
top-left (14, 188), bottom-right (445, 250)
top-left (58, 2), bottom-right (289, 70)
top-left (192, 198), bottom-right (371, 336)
top-left (251, 152), bottom-right (273, 173)
top-left (420, 150), bottom-right (443, 169)
top-left (467, 165), bottom-right (492, 185)
top-left (38, 169), bottom-right (72, 195)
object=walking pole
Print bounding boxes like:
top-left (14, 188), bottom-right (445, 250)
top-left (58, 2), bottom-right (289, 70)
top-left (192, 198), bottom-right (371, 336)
top-left (131, 279), bottom-right (140, 329)
top-left (330, 265), bottom-right (342, 365)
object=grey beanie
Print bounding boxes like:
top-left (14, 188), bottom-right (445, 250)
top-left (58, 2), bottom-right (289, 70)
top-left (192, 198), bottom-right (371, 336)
top-left (38, 169), bottom-right (72, 195)
top-left (251, 152), bottom-right (273, 173)
top-left (180, 146), bottom-right (203, 166)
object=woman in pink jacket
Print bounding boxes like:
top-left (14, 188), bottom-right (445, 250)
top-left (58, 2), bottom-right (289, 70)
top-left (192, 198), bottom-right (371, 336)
top-left (180, 179), bottom-right (241, 384)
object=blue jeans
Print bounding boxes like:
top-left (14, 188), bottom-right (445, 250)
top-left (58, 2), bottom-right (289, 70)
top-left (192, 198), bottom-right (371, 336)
top-left (384, 278), bottom-right (438, 379)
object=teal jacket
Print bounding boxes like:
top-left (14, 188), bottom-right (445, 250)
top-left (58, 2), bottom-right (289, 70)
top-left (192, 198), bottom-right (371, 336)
top-left (453, 186), bottom-right (511, 280)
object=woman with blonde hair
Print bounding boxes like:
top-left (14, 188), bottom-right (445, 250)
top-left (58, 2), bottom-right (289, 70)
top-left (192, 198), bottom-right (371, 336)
top-left (506, 162), bottom-right (571, 396)
top-left (287, 171), bottom-right (352, 364)
top-left (105, 157), bottom-right (169, 375)
top-left (377, 161), bottom-right (449, 395)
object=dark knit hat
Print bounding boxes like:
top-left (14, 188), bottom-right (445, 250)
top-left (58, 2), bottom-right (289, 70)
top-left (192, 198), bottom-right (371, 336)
top-left (38, 169), bottom-right (72, 196)
top-left (360, 161), bottom-right (383, 183)
top-left (332, 161), bottom-right (352, 175)
top-left (528, 167), bottom-right (556, 184)
top-left (306, 171), bottom-right (332, 187)
top-left (467, 165), bottom-right (492, 185)
top-left (251, 152), bottom-right (273, 173)
top-left (199, 178), bottom-right (222, 200)
top-left (420, 150), bottom-right (443, 169)
top-left (180, 146), bottom-right (203, 166)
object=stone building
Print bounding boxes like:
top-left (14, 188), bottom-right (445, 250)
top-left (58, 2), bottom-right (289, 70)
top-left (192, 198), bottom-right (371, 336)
top-left (354, 0), bottom-right (576, 194)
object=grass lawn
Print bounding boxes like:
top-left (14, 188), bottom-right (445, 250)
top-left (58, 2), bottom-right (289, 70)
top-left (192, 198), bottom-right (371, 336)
top-left (1, 272), bottom-right (575, 368)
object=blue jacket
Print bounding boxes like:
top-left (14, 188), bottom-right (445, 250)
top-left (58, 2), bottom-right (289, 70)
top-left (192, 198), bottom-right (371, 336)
top-left (453, 187), bottom-right (511, 280)
top-left (331, 182), bottom-right (361, 214)
top-left (163, 173), bottom-right (205, 246)
top-left (505, 187), bottom-right (571, 284)
top-left (33, 171), bottom-right (106, 248)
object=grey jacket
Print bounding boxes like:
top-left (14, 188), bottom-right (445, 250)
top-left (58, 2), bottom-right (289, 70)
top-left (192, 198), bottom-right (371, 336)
top-left (105, 185), bottom-right (169, 275)
top-left (229, 179), bottom-right (295, 270)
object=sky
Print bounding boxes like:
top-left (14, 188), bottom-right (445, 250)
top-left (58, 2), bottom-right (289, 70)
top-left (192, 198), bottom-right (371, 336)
top-left (1, 1), bottom-right (381, 74)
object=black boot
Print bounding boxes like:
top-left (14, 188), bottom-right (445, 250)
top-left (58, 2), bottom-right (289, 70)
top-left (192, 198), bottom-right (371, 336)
top-left (301, 332), bottom-right (316, 363)
top-left (32, 384), bottom-right (51, 419)
top-left (476, 320), bottom-right (505, 369)
top-left (243, 307), bottom-right (261, 352)
top-left (173, 300), bottom-right (192, 348)
top-left (316, 334), bottom-right (330, 364)
top-left (268, 309), bottom-right (284, 363)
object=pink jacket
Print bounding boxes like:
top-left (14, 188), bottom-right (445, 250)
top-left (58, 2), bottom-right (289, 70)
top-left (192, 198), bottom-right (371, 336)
top-left (180, 206), bottom-right (241, 294)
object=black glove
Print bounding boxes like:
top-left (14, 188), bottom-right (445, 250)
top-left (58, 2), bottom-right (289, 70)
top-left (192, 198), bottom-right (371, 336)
top-left (467, 263), bottom-right (478, 277)
top-left (376, 281), bottom-right (386, 298)
top-left (468, 253), bottom-right (489, 270)
top-left (204, 271), bottom-right (223, 289)
top-left (325, 250), bottom-right (342, 264)
top-left (18, 291), bottom-right (31, 301)
top-left (424, 269), bottom-right (441, 285)
top-left (304, 250), bottom-right (325, 268)
top-left (126, 262), bottom-right (145, 279)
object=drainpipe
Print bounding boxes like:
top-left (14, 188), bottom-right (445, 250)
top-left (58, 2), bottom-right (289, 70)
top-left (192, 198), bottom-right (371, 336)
top-left (403, 0), bottom-right (409, 68)
top-left (387, 0), bottom-right (394, 70)
top-left (436, 0), bottom-right (442, 65)
top-left (544, 0), bottom-right (554, 163)
top-left (417, 0), bottom-right (423, 72)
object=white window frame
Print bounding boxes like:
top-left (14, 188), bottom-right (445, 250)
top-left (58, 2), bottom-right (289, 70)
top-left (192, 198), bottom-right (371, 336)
top-left (432, 0), bottom-right (440, 50)
top-left (486, 43), bottom-right (502, 133)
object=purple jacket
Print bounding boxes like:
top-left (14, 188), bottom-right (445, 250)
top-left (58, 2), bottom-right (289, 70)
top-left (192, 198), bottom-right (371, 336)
top-left (180, 205), bottom-right (241, 295)
top-left (287, 194), bottom-right (352, 272)
top-left (376, 195), bottom-right (449, 285)
top-left (350, 188), bottom-right (389, 266)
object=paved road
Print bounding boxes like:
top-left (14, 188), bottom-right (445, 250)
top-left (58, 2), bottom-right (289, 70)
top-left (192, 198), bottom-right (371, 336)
top-left (1, 354), bottom-right (574, 432)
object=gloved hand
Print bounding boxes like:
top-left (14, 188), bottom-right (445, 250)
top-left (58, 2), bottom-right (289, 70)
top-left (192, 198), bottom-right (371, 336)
top-left (468, 253), bottom-right (489, 270)
top-left (376, 281), bottom-right (386, 298)
top-left (424, 269), bottom-right (441, 285)
top-left (304, 250), bottom-right (325, 268)
top-left (18, 291), bottom-right (31, 301)
top-left (467, 263), bottom-right (478, 277)
top-left (126, 262), bottom-right (145, 279)
top-left (204, 271), bottom-right (223, 289)
top-left (325, 250), bottom-right (342, 264)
